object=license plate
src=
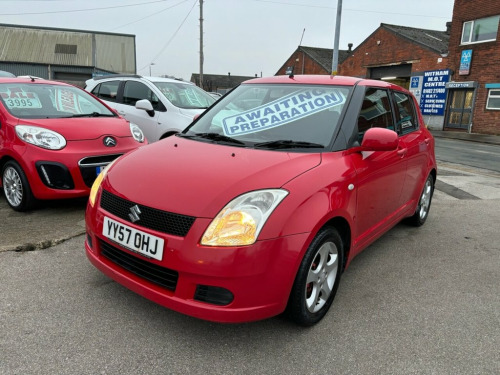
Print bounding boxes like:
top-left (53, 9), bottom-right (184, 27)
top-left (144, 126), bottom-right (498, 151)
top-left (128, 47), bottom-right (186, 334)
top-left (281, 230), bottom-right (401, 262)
top-left (102, 217), bottom-right (164, 261)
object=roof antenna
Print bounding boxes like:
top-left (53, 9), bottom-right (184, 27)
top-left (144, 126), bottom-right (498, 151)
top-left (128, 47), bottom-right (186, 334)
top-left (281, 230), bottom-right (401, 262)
top-left (286, 28), bottom-right (305, 78)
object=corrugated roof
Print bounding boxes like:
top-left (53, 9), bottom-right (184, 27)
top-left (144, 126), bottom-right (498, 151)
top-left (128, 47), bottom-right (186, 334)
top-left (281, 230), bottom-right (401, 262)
top-left (298, 46), bottom-right (350, 71)
top-left (381, 23), bottom-right (449, 54)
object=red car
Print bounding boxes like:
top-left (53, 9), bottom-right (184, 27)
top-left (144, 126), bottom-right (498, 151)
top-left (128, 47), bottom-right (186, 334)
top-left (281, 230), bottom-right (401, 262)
top-left (85, 75), bottom-right (436, 326)
top-left (0, 77), bottom-right (147, 211)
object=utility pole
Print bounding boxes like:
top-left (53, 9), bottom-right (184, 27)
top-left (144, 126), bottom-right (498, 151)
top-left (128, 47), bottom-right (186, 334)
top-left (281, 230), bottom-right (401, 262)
top-left (199, 0), bottom-right (204, 88)
top-left (331, 0), bottom-right (342, 75)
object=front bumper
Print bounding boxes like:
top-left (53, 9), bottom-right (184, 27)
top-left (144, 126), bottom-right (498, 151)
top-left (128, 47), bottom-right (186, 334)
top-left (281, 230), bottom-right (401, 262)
top-left (18, 139), bottom-right (141, 200)
top-left (85, 199), bottom-right (309, 323)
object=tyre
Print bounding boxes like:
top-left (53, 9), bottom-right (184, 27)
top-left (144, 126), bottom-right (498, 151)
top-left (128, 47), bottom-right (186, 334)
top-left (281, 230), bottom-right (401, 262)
top-left (2, 160), bottom-right (36, 211)
top-left (287, 227), bottom-right (344, 326)
top-left (406, 174), bottom-right (434, 227)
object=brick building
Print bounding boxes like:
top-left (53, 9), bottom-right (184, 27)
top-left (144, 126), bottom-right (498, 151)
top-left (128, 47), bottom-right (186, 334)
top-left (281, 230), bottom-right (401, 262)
top-left (444, 0), bottom-right (500, 134)
top-left (339, 23), bottom-right (450, 89)
top-left (275, 46), bottom-right (351, 76)
top-left (191, 73), bottom-right (257, 95)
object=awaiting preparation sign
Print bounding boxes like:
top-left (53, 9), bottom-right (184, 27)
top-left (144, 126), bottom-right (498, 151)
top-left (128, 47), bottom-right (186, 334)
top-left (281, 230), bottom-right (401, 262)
top-left (222, 89), bottom-right (345, 136)
top-left (420, 69), bottom-right (450, 116)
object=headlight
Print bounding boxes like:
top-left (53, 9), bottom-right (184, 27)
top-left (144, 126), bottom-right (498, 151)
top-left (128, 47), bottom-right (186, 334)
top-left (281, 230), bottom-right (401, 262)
top-left (15, 125), bottom-right (66, 150)
top-left (201, 189), bottom-right (288, 247)
top-left (89, 158), bottom-right (119, 207)
top-left (130, 123), bottom-right (145, 143)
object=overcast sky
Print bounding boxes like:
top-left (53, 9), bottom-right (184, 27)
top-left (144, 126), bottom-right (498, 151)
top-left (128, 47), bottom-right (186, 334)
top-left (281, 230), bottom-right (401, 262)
top-left (1, 0), bottom-right (455, 80)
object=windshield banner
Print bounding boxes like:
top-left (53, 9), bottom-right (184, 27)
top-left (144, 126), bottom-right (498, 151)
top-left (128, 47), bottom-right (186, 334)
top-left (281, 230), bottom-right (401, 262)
top-left (222, 89), bottom-right (345, 136)
top-left (54, 88), bottom-right (82, 114)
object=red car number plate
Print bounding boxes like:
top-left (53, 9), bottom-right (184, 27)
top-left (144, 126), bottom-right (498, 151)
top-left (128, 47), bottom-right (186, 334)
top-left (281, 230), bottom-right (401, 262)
top-left (102, 217), bottom-right (164, 261)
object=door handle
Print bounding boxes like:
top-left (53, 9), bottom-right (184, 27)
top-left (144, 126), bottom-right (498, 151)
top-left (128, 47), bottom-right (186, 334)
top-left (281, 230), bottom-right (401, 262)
top-left (397, 148), bottom-right (407, 157)
top-left (424, 138), bottom-right (430, 145)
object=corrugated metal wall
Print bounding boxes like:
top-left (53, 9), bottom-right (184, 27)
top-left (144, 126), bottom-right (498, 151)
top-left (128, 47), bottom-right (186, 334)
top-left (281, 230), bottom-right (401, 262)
top-left (0, 25), bottom-right (135, 75)
top-left (95, 34), bottom-right (136, 74)
top-left (0, 26), bottom-right (92, 66)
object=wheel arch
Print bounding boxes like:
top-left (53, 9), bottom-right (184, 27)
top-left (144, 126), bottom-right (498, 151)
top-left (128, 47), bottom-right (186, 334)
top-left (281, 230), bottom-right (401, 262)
top-left (160, 131), bottom-right (179, 140)
top-left (0, 155), bottom-right (17, 187)
top-left (320, 216), bottom-right (351, 272)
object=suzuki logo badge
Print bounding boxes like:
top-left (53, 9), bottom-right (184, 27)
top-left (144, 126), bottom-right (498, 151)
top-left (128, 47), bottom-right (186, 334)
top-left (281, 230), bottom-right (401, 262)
top-left (103, 136), bottom-right (117, 147)
top-left (128, 205), bottom-right (141, 223)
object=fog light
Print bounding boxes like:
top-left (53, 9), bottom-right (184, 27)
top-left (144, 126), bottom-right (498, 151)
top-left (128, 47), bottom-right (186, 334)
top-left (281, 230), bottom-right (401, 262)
top-left (194, 285), bottom-right (234, 306)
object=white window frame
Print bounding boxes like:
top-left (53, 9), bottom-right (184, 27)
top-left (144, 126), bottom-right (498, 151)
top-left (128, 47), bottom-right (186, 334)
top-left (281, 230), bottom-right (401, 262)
top-left (486, 89), bottom-right (500, 110)
top-left (461, 16), bottom-right (500, 45)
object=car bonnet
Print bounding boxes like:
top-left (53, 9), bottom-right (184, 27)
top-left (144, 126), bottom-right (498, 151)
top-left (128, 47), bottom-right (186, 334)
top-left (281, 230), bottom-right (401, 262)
top-left (102, 136), bottom-right (321, 218)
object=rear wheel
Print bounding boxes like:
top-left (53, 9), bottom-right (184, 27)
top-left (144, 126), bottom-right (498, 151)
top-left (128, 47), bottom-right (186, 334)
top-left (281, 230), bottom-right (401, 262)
top-left (287, 227), bottom-right (344, 326)
top-left (406, 174), bottom-right (434, 227)
top-left (2, 161), bottom-right (36, 211)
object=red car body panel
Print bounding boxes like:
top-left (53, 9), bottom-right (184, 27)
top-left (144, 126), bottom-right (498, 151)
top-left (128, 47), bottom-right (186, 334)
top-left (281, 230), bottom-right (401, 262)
top-left (84, 75), bottom-right (436, 323)
top-left (0, 78), bottom-right (147, 201)
top-left (103, 137), bottom-right (321, 218)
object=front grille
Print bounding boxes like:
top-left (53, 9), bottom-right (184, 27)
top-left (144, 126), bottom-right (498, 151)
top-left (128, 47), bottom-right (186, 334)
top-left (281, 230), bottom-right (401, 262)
top-left (99, 239), bottom-right (178, 291)
top-left (79, 154), bottom-right (123, 188)
top-left (100, 190), bottom-right (195, 237)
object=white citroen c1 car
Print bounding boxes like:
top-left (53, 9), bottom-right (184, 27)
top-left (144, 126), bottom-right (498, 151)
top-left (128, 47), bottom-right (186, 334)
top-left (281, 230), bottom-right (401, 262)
top-left (85, 75), bottom-right (215, 142)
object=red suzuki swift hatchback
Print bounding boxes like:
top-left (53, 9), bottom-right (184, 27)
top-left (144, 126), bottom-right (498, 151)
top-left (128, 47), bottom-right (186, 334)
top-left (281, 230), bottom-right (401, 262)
top-left (0, 77), bottom-right (147, 211)
top-left (85, 75), bottom-right (436, 326)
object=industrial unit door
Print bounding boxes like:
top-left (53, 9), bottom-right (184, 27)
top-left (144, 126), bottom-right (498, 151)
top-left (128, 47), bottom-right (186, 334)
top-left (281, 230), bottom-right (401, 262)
top-left (445, 89), bottom-right (474, 130)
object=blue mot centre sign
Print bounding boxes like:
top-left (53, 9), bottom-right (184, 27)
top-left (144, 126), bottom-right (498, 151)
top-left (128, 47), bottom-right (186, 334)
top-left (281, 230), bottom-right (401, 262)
top-left (420, 69), bottom-right (450, 116)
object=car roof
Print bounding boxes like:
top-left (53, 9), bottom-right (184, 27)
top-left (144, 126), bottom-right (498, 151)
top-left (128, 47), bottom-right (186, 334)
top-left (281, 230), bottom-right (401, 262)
top-left (243, 74), bottom-right (406, 91)
top-left (0, 70), bottom-right (16, 78)
top-left (86, 74), bottom-right (193, 86)
top-left (0, 77), bottom-right (70, 86)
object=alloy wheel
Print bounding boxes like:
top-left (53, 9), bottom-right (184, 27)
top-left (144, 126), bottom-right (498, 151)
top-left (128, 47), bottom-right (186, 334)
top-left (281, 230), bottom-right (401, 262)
top-left (305, 241), bottom-right (339, 313)
top-left (3, 166), bottom-right (23, 207)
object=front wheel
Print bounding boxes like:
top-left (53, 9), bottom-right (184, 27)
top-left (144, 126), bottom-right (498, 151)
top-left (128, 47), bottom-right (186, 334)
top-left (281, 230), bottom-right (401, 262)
top-left (2, 160), bottom-right (36, 211)
top-left (406, 174), bottom-right (434, 227)
top-left (287, 227), bottom-right (344, 326)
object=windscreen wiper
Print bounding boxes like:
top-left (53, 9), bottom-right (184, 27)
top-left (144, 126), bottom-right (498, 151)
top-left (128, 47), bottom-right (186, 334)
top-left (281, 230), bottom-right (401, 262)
top-left (253, 140), bottom-right (325, 149)
top-left (62, 112), bottom-right (115, 118)
top-left (178, 132), bottom-right (246, 145)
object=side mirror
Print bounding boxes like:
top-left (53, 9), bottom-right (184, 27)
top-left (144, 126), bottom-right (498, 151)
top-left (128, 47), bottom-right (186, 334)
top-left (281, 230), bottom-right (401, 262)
top-left (361, 128), bottom-right (398, 151)
top-left (347, 128), bottom-right (398, 155)
top-left (135, 99), bottom-right (155, 117)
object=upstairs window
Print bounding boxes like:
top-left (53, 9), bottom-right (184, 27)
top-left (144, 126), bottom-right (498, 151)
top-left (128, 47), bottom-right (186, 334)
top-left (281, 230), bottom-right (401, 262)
top-left (461, 16), bottom-right (500, 44)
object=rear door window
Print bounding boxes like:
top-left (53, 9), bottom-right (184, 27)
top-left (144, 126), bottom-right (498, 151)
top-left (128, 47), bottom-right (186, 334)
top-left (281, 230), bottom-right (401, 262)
top-left (92, 81), bottom-right (119, 103)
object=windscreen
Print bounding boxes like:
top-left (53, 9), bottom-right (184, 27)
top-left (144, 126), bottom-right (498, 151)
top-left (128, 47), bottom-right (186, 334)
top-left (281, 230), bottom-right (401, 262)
top-left (0, 83), bottom-right (115, 119)
top-left (153, 82), bottom-right (215, 109)
top-left (184, 83), bottom-right (350, 150)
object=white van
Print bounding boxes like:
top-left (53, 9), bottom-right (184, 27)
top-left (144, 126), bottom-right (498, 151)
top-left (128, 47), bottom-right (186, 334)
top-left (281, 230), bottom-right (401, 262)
top-left (85, 75), bottom-right (215, 142)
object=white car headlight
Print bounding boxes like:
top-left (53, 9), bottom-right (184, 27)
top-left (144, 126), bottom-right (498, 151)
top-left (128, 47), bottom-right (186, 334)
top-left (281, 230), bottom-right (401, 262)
top-left (130, 122), bottom-right (145, 143)
top-left (15, 125), bottom-right (66, 150)
top-left (201, 189), bottom-right (289, 247)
